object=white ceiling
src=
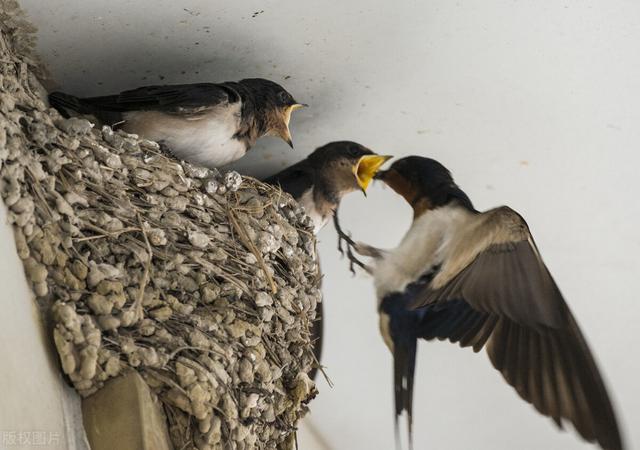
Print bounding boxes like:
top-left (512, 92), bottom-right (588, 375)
top-left (22, 1), bottom-right (640, 449)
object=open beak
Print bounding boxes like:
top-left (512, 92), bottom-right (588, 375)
top-left (353, 154), bottom-right (393, 195)
top-left (279, 103), bottom-right (308, 149)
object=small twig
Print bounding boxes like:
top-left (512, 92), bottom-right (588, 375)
top-left (25, 168), bottom-right (57, 220)
top-left (310, 349), bottom-right (334, 388)
top-left (130, 213), bottom-right (152, 322)
top-left (73, 226), bottom-right (141, 242)
top-left (227, 207), bottom-right (277, 294)
top-left (190, 254), bottom-right (250, 295)
top-left (167, 345), bottom-right (226, 361)
top-left (261, 336), bottom-right (282, 366)
top-left (145, 368), bottom-right (188, 395)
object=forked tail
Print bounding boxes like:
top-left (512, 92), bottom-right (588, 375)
top-left (393, 335), bottom-right (417, 450)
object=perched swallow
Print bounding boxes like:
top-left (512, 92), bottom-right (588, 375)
top-left (350, 156), bottom-right (623, 449)
top-left (264, 141), bottom-right (391, 233)
top-left (49, 78), bottom-right (305, 167)
top-left (264, 141), bottom-right (392, 379)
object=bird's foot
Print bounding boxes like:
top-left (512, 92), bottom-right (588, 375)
top-left (352, 241), bottom-right (386, 258)
top-left (333, 210), bottom-right (370, 275)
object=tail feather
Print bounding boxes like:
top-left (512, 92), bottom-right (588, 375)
top-left (48, 91), bottom-right (84, 117)
top-left (393, 336), bottom-right (417, 450)
top-left (382, 284), bottom-right (424, 450)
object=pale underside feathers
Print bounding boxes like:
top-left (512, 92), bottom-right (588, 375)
top-left (121, 103), bottom-right (245, 167)
top-left (49, 83), bottom-right (252, 167)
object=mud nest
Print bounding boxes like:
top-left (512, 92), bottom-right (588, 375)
top-left (0, 3), bottom-right (321, 449)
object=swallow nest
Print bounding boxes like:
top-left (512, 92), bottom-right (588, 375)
top-left (0, 3), bottom-right (320, 449)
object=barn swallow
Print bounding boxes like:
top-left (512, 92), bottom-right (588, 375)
top-left (349, 156), bottom-right (623, 450)
top-left (49, 78), bottom-right (305, 167)
top-left (264, 141), bottom-right (391, 233)
top-left (263, 141), bottom-right (392, 380)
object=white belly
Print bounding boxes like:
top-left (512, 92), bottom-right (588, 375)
top-left (298, 188), bottom-right (330, 234)
top-left (122, 102), bottom-right (247, 168)
top-left (373, 204), bottom-right (472, 298)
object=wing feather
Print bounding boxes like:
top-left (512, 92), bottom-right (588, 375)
top-left (406, 206), bottom-right (623, 449)
top-left (262, 158), bottom-right (314, 201)
top-left (81, 83), bottom-right (240, 114)
top-left (456, 313), bottom-right (486, 347)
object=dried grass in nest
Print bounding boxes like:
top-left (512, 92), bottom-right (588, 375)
top-left (0, 4), bottom-right (321, 449)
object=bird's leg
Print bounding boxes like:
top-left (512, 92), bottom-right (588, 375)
top-left (332, 209), bottom-right (387, 258)
top-left (332, 210), bottom-right (371, 275)
top-left (352, 241), bottom-right (387, 258)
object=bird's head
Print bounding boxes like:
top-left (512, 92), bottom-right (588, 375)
top-left (375, 156), bottom-right (473, 216)
top-left (239, 78), bottom-right (306, 148)
top-left (309, 141), bottom-right (392, 198)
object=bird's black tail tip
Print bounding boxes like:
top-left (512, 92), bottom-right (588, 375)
top-left (393, 411), bottom-right (415, 450)
top-left (393, 335), bottom-right (417, 450)
top-left (48, 91), bottom-right (82, 118)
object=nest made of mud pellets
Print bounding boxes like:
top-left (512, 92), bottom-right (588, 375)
top-left (0, 4), bottom-right (322, 449)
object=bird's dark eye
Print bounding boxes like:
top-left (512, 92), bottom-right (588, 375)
top-left (347, 147), bottom-right (360, 157)
top-left (278, 91), bottom-right (291, 104)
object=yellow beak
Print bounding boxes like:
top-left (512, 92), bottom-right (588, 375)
top-left (279, 103), bottom-right (308, 148)
top-left (353, 154), bottom-right (393, 194)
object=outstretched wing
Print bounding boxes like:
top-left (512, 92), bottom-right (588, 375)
top-left (80, 82), bottom-right (241, 114)
top-left (411, 207), bottom-right (623, 450)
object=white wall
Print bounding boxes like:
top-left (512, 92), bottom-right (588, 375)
top-left (20, 1), bottom-right (640, 449)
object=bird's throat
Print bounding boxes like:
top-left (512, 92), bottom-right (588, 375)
top-left (411, 196), bottom-right (431, 219)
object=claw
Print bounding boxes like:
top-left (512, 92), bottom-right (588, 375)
top-left (333, 209), bottom-right (368, 275)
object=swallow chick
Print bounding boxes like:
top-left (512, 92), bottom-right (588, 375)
top-left (352, 156), bottom-right (623, 450)
top-left (263, 141), bottom-right (391, 380)
top-left (49, 78), bottom-right (305, 167)
top-left (264, 141), bottom-right (391, 233)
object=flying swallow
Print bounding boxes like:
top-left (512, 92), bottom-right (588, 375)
top-left (264, 141), bottom-right (392, 379)
top-left (49, 78), bottom-right (306, 167)
top-left (350, 156), bottom-right (623, 450)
